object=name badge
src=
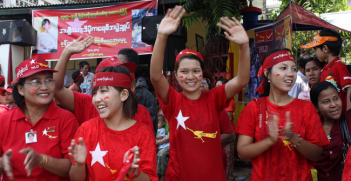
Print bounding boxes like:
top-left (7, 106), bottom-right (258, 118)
top-left (25, 129), bottom-right (37, 144)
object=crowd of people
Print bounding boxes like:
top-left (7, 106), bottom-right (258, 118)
top-left (0, 5), bottom-right (351, 181)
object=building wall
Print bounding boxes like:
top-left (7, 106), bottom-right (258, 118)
top-left (185, 17), bottom-right (207, 50)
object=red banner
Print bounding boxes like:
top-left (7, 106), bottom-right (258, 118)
top-left (32, 0), bottom-right (157, 61)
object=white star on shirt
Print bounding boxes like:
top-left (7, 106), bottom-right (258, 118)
top-left (90, 143), bottom-right (108, 167)
top-left (175, 110), bottom-right (189, 130)
top-left (30, 59), bottom-right (36, 65)
top-left (43, 128), bottom-right (47, 136)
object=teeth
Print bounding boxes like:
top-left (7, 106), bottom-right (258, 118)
top-left (285, 80), bottom-right (292, 83)
top-left (39, 93), bottom-right (48, 96)
top-left (187, 83), bottom-right (195, 85)
top-left (98, 105), bottom-right (106, 109)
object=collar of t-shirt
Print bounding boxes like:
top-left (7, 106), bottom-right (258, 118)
top-left (323, 57), bottom-right (340, 71)
top-left (11, 101), bottom-right (59, 121)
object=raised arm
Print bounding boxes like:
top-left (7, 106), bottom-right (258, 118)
top-left (54, 36), bottom-right (94, 113)
top-left (150, 6), bottom-right (185, 104)
top-left (217, 17), bottom-right (250, 100)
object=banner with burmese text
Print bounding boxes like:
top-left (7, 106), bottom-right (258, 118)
top-left (32, 0), bottom-right (157, 61)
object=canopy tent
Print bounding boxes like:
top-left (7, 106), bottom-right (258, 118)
top-left (276, 1), bottom-right (350, 32)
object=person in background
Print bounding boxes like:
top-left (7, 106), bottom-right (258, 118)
top-left (156, 114), bottom-right (170, 181)
top-left (118, 48), bottom-right (139, 91)
top-left (288, 53), bottom-right (309, 98)
top-left (0, 75), bottom-right (6, 105)
top-left (79, 61), bottom-right (94, 95)
top-left (343, 149), bottom-right (351, 181)
top-left (310, 81), bottom-right (351, 181)
top-left (0, 55), bottom-right (78, 181)
top-left (37, 19), bottom-right (56, 54)
top-left (216, 78), bottom-right (236, 122)
top-left (298, 56), bottom-right (325, 100)
top-left (0, 81), bottom-right (17, 110)
top-left (68, 70), bottom-right (84, 93)
top-left (301, 28), bottom-right (351, 113)
top-left (64, 74), bottom-right (70, 88)
top-left (134, 76), bottom-right (157, 135)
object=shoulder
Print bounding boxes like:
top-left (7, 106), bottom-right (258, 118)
top-left (134, 121), bottom-right (154, 137)
top-left (0, 109), bottom-right (15, 122)
top-left (88, 72), bottom-right (95, 77)
top-left (79, 117), bottom-right (100, 130)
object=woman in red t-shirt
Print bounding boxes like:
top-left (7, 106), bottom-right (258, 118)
top-left (68, 66), bottom-right (157, 181)
top-left (310, 81), bottom-right (351, 181)
top-left (0, 55), bottom-right (79, 181)
top-left (235, 48), bottom-right (330, 181)
top-left (150, 6), bottom-right (250, 181)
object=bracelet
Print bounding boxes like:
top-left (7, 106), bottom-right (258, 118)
top-left (290, 134), bottom-right (303, 148)
top-left (39, 155), bottom-right (47, 168)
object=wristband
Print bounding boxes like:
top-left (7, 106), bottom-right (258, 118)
top-left (290, 134), bottom-right (302, 148)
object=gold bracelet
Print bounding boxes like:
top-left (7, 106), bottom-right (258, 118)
top-left (39, 155), bottom-right (47, 168)
top-left (46, 156), bottom-right (52, 168)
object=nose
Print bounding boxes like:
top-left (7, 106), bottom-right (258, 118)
top-left (330, 100), bottom-right (337, 108)
top-left (39, 81), bottom-right (49, 90)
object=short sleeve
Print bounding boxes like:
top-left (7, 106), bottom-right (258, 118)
top-left (337, 63), bottom-right (351, 91)
top-left (235, 101), bottom-right (258, 137)
top-left (303, 102), bottom-right (330, 147)
top-left (219, 110), bottom-right (233, 134)
top-left (157, 84), bottom-right (178, 122)
top-left (209, 84), bottom-right (227, 114)
top-left (343, 148), bottom-right (351, 180)
top-left (73, 91), bottom-right (95, 125)
top-left (134, 105), bottom-right (154, 135)
top-left (59, 110), bottom-right (79, 159)
top-left (138, 126), bottom-right (158, 181)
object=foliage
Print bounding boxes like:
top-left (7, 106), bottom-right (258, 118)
top-left (180, 0), bottom-right (243, 36)
top-left (271, 0), bottom-right (351, 64)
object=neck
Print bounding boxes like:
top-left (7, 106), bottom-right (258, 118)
top-left (24, 102), bottom-right (50, 125)
top-left (83, 72), bottom-right (88, 76)
top-left (322, 115), bottom-right (336, 126)
top-left (75, 82), bottom-right (81, 87)
top-left (326, 55), bottom-right (337, 64)
top-left (103, 108), bottom-right (133, 131)
top-left (8, 103), bottom-right (15, 107)
top-left (183, 89), bottom-right (201, 100)
top-left (44, 29), bottom-right (49, 33)
top-left (268, 87), bottom-right (294, 106)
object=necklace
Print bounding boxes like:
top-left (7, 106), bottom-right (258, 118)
top-left (326, 134), bottom-right (332, 141)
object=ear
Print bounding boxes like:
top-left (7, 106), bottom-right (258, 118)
top-left (120, 89), bottom-right (129, 102)
top-left (17, 84), bottom-right (24, 96)
top-left (323, 45), bottom-right (330, 53)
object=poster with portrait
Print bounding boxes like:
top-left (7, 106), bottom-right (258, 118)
top-left (32, 0), bottom-right (157, 61)
top-left (237, 15), bottom-right (292, 103)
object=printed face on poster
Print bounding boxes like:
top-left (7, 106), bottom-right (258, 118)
top-left (31, 0), bottom-right (157, 61)
top-left (237, 15), bottom-right (292, 103)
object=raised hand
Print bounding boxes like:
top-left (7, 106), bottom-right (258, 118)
top-left (68, 138), bottom-right (87, 165)
top-left (65, 36), bottom-right (94, 55)
top-left (157, 5), bottom-right (186, 36)
top-left (280, 111), bottom-right (295, 141)
top-left (19, 148), bottom-right (43, 176)
top-left (217, 17), bottom-right (249, 46)
top-left (124, 146), bottom-right (141, 176)
top-left (267, 114), bottom-right (279, 145)
top-left (2, 149), bottom-right (13, 180)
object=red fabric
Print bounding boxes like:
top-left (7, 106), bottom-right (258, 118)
top-left (320, 57), bottom-right (351, 113)
top-left (68, 84), bottom-right (82, 93)
top-left (219, 109), bottom-right (234, 171)
top-left (72, 72), bottom-right (82, 83)
top-left (315, 110), bottom-right (351, 181)
top-left (235, 97), bottom-right (329, 181)
top-left (72, 118), bottom-right (157, 181)
top-left (95, 56), bottom-right (137, 73)
top-left (0, 75), bottom-right (4, 85)
top-left (15, 55), bottom-right (57, 80)
top-left (175, 49), bottom-right (203, 64)
top-left (225, 99), bottom-right (236, 112)
top-left (0, 101), bottom-right (79, 181)
top-left (343, 147), bottom-right (351, 181)
top-left (276, 2), bottom-right (349, 32)
top-left (0, 104), bottom-right (8, 115)
top-left (93, 72), bottom-right (131, 89)
top-left (72, 91), bottom-right (154, 134)
top-left (256, 50), bottom-right (295, 94)
top-left (158, 84), bottom-right (227, 181)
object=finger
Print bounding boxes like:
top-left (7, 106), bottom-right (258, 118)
top-left (78, 137), bottom-right (85, 147)
top-left (165, 8), bottom-right (172, 18)
top-left (75, 36), bottom-right (83, 42)
top-left (3, 149), bottom-right (13, 180)
top-left (223, 17), bottom-right (236, 27)
top-left (224, 32), bottom-right (230, 40)
top-left (285, 111), bottom-right (293, 130)
top-left (232, 17), bottom-right (240, 26)
top-left (23, 151), bottom-right (33, 165)
top-left (19, 148), bottom-right (31, 155)
top-left (169, 6), bottom-right (181, 19)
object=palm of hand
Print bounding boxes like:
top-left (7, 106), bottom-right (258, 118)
top-left (66, 41), bottom-right (86, 54)
top-left (158, 17), bottom-right (179, 35)
top-left (73, 145), bottom-right (87, 164)
top-left (227, 26), bottom-right (249, 45)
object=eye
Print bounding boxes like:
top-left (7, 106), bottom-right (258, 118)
top-left (323, 100), bottom-right (329, 104)
top-left (333, 97), bottom-right (339, 101)
top-left (281, 67), bottom-right (286, 70)
top-left (292, 68), bottom-right (297, 71)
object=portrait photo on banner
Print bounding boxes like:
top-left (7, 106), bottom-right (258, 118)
top-left (131, 7), bottom-right (157, 48)
top-left (32, 16), bottom-right (59, 54)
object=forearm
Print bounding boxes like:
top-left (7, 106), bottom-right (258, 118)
top-left (55, 49), bottom-right (72, 90)
top-left (237, 137), bottom-right (273, 161)
top-left (221, 133), bottom-right (235, 147)
top-left (236, 44), bottom-right (250, 87)
top-left (156, 136), bottom-right (169, 146)
top-left (291, 134), bottom-right (323, 162)
top-left (69, 163), bottom-right (87, 181)
top-left (44, 157), bottom-right (71, 177)
top-left (150, 34), bottom-right (168, 82)
top-left (131, 171), bottom-right (151, 181)
top-left (156, 136), bottom-right (163, 140)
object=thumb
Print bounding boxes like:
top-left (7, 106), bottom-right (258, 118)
top-left (5, 149), bottom-right (12, 157)
top-left (19, 148), bottom-right (31, 155)
top-left (285, 111), bottom-right (292, 129)
top-left (78, 138), bottom-right (85, 147)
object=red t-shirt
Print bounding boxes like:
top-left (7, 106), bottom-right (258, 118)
top-left (320, 57), bottom-right (351, 112)
top-left (158, 84), bottom-right (227, 181)
top-left (235, 97), bottom-right (329, 181)
top-left (225, 99), bottom-right (235, 112)
top-left (343, 147), bottom-right (351, 181)
top-left (219, 109), bottom-right (234, 170)
top-left (72, 117), bottom-right (157, 181)
top-left (72, 91), bottom-right (154, 133)
top-left (314, 110), bottom-right (351, 181)
top-left (0, 101), bottom-right (79, 181)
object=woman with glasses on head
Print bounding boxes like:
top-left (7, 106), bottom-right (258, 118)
top-left (0, 55), bottom-right (79, 181)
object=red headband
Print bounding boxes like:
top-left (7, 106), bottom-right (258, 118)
top-left (175, 49), bottom-right (203, 65)
top-left (72, 73), bottom-right (83, 84)
top-left (93, 72), bottom-right (131, 89)
top-left (255, 50), bottom-right (295, 94)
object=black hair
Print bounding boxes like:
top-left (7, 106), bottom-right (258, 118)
top-left (10, 71), bottom-right (53, 109)
top-left (0, 82), bottom-right (4, 87)
top-left (215, 78), bottom-right (228, 86)
top-left (298, 52), bottom-right (313, 69)
top-left (158, 114), bottom-right (165, 123)
top-left (71, 70), bottom-right (81, 83)
top-left (27, 132), bottom-right (34, 138)
top-left (174, 54), bottom-right (204, 72)
top-left (118, 48), bottom-right (139, 66)
top-left (93, 66), bottom-right (138, 118)
top-left (79, 61), bottom-right (90, 69)
top-left (261, 48), bottom-right (292, 97)
top-left (41, 19), bottom-right (50, 27)
top-left (304, 56), bottom-right (325, 69)
top-left (315, 28), bottom-right (342, 56)
top-left (310, 81), bottom-right (339, 108)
